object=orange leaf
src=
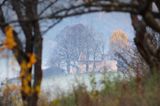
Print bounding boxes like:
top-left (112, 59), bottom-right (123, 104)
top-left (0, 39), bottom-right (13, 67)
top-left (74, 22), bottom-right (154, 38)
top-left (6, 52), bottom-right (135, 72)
top-left (4, 25), bottom-right (16, 49)
top-left (27, 53), bottom-right (37, 68)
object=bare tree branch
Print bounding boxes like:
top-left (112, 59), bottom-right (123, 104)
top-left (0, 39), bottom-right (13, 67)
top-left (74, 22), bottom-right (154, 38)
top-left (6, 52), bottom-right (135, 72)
top-left (1, 1), bottom-right (159, 26)
top-left (0, 0), bottom-right (8, 7)
top-left (39, 0), bottom-right (58, 16)
top-left (42, 19), bottom-right (62, 35)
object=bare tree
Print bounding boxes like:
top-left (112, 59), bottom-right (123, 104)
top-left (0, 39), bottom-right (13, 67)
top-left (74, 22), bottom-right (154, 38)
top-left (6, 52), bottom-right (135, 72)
top-left (50, 24), bottom-right (104, 73)
top-left (109, 29), bottom-right (149, 75)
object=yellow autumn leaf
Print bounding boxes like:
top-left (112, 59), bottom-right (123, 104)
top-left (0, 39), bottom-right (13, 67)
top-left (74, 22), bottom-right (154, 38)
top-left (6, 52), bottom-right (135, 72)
top-left (4, 25), bottom-right (16, 49)
top-left (20, 70), bottom-right (25, 78)
top-left (20, 61), bottom-right (28, 71)
top-left (21, 78), bottom-right (32, 95)
top-left (23, 79), bottom-right (28, 87)
top-left (26, 74), bottom-right (32, 81)
top-left (34, 85), bottom-right (40, 94)
top-left (27, 63), bottom-right (32, 69)
top-left (29, 53), bottom-right (37, 64)
top-left (27, 53), bottom-right (37, 68)
top-left (20, 61), bottom-right (28, 78)
top-left (22, 85), bottom-right (31, 95)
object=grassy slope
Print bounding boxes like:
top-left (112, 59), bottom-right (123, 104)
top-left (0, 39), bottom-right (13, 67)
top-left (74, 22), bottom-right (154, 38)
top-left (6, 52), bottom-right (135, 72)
top-left (41, 73), bottom-right (160, 106)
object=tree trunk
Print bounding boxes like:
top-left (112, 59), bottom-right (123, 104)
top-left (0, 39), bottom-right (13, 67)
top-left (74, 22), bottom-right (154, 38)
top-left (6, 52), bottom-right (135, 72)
top-left (31, 11), bottom-right (43, 105)
top-left (32, 42), bottom-right (42, 106)
top-left (131, 15), bottom-right (160, 75)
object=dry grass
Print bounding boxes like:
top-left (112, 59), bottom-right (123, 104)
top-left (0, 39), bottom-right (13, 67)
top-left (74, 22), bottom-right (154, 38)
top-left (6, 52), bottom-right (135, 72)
top-left (48, 73), bottom-right (160, 106)
top-left (1, 73), bottom-right (160, 106)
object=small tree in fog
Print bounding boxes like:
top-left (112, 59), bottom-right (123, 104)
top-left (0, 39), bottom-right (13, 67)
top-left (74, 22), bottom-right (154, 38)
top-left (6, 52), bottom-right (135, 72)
top-left (50, 24), bottom-right (104, 73)
top-left (109, 29), bottom-right (148, 75)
